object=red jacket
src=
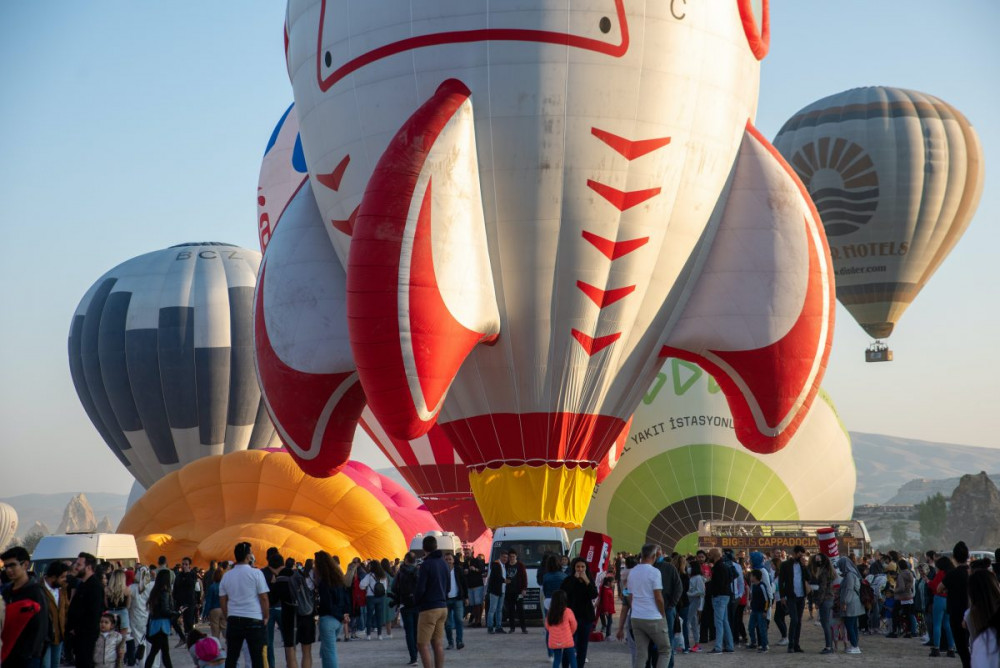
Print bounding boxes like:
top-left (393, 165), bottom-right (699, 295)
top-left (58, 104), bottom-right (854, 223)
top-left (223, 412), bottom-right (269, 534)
top-left (598, 585), bottom-right (616, 615)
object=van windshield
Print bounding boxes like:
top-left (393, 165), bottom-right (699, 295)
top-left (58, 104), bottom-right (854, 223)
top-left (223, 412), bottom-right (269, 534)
top-left (491, 541), bottom-right (564, 569)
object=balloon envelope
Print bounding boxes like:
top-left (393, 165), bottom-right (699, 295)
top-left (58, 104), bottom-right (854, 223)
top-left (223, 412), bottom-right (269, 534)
top-left (69, 243), bottom-right (280, 488)
top-left (584, 358), bottom-right (855, 555)
top-left (0, 502), bottom-right (18, 551)
top-left (118, 451), bottom-right (408, 566)
top-left (773, 87), bottom-right (984, 340)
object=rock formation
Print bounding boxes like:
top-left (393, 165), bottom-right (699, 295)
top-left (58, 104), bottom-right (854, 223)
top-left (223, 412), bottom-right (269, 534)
top-left (27, 520), bottom-right (50, 536)
top-left (96, 516), bottom-right (114, 533)
top-left (945, 471), bottom-right (1000, 549)
top-left (57, 493), bottom-right (97, 534)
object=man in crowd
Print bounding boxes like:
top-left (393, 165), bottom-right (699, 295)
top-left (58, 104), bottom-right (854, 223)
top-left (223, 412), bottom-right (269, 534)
top-left (260, 550), bottom-right (284, 668)
top-left (41, 561), bottom-right (70, 668)
top-left (504, 550), bottom-right (528, 634)
top-left (392, 551), bottom-right (421, 667)
top-left (1, 546), bottom-right (50, 668)
top-left (66, 552), bottom-right (103, 668)
top-left (707, 548), bottom-right (734, 654)
top-left (724, 550), bottom-right (745, 646)
top-left (172, 557), bottom-right (198, 645)
top-left (415, 535), bottom-right (448, 668)
top-left (941, 541), bottom-right (971, 668)
top-left (485, 551), bottom-right (508, 634)
top-left (462, 550), bottom-right (485, 628)
top-left (653, 547), bottom-right (683, 668)
top-left (778, 545), bottom-right (808, 653)
top-left (220, 541), bottom-right (269, 668)
top-left (622, 543), bottom-right (670, 668)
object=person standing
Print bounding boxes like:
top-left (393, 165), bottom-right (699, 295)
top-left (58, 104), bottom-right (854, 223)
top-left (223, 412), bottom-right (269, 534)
top-left (391, 552), bottom-right (420, 666)
top-left (485, 552), bottom-right (508, 634)
top-left (414, 536), bottom-right (448, 668)
top-left (67, 552), bottom-right (104, 668)
top-left (504, 551), bottom-right (528, 634)
top-left (808, 553), bottom-right (836, 653)
top-left (940, 541), bottom-right (972, 668)
top-left (462, 551), bottom-right (485, 629)
top-left (746, 570), bottom-right (769, 652)
top-left (171, 559), bottom-right (197, 646)
top-left (778, 545), bottom-right (808, 653)
top-left (41, 561), bottom-right (70, 668)
top-left (544, 590), bottom-right (577, 668)
top-left (652, 548), bottom-right (682, 666)
top-left (220, 542), bottom-right (269, 668)
top-left (836, 557), bottom-right (864, 654)
top-left (2, 546), bottom-right (51, 668)
top-left (105, 570), bottom-right (132, 657)
top-left (928, 557), bottom-right (957, 657)
top-left (686, 561), bottom-right (705, 653)
top-left (313, 551), bottom-right (349, 668)
top-left (144, 569), bottom-right (177, 668)
top-left (442, 554), bottom-right (467, 651)
top-left (707, 548), bottom-right (734, 654)
top-left (560, 558), bottom-right (598, 667)
top-left (621, 544), bottom-right (669, 668)
top-left (127, 567), bottom-right (153, 668)
top-left (259, 551), bottom-right (283, 668)
top-left (359, 561), bottom-right (388, 641)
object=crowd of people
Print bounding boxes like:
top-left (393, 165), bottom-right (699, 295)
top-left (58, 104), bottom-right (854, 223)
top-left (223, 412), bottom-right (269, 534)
top-left (3, 539), bottom-right (999, 668)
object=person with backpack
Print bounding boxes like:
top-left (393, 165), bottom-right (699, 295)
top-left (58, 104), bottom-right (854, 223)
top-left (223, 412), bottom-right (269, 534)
top-left (391, 552), bottom-right (420, 667)
top-left (359, 561), bottom-right (389, 640)
top-left (313, 551), bottom-right (349, 668)
top-left (291, 560), bottom-right (317, 668)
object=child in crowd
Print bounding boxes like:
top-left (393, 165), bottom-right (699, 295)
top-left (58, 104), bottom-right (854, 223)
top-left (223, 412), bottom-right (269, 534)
top-left (93, 613), bottom-right (126, 668)
top-left (598, 575), bottom-right (616, 638)
top-left (747, 570), bottom-right (769, 653)
top-left (544, 590), bottom-right (578, 668)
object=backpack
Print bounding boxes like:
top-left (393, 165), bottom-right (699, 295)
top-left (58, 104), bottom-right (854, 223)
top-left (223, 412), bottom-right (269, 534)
top-left (273, 573), bottom-right (296, 607)
top-left (291, 572), bottom-right (314, 615)
top-left (374, 580), bottom-right (386, 598)
top-left (395, 567), bottom-right (417, 609)
top-left (859, 578), bottom-right (875, 611)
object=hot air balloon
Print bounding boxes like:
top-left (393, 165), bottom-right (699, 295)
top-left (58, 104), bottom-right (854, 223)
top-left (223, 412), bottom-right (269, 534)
top-left (69, 244), bottom-right (280, 489)
top-left (585, 357), bottom-right (855, 555)
top-left (0, 502), bottom-right (18, 551)
top-left (276, 0), bottom-right (834, 527)
top-left (118, 450), bottom-right (414, 565)
top-left (773, 87), bottom-right (984, 361)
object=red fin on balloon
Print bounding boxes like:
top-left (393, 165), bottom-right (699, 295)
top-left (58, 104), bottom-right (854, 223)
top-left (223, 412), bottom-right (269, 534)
top-left (660, 122), bottom-right (834, 454)
top-left (347, 79), bottom-right (500, 441)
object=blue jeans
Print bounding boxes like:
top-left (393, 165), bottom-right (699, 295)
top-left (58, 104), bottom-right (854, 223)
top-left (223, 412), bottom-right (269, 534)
top-left (819, 599), bottom-right (833, 648)
top-left (844, 615), bottom-right (859, 648)
top-left (366, 596), bottom-right (385, 635)
top-left (748, 610), bottom-right (768, 648)
top-left (712, 596), bottom-right (733, 651)
top-left (45, 642), bottom-right (62, 668)
top-left (445, 599), bottom-right (465, 646)
top-left (675, 605), bottom-right (690, 650)
top-left (401, 607), bottom-right (419, 662)
top-left (552, 646), bottom-right (577, 668)
top-left (266, 606), bottom-right (281, 668)
top-left (318, 616), bottom-right (342, 668)
top-left (487, 593), bottom-right (504, 630)
top-left (932, 596), bottom-right (955, 649)
top-left (663, 608), bottom-right (676, 668)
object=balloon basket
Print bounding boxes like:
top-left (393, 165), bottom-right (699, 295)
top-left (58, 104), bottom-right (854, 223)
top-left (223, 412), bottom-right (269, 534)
top-left (865, 341), bottom-right (893, 363)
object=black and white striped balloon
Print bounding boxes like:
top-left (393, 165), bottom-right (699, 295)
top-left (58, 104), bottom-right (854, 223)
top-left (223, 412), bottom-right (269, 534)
top-left (68, 243), bottom-right (280, 488)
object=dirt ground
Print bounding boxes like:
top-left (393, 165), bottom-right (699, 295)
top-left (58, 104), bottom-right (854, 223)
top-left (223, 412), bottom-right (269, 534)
top-left (164, 612), bottom-right (952, 667)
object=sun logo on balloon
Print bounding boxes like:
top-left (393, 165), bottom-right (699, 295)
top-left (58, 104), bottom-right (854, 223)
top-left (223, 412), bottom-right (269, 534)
top-left (788, 138), bottom-right (879, 237)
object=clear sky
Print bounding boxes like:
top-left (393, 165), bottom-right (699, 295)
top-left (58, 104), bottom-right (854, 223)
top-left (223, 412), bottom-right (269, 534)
top-left (1, 2), bottom-right (997, 497)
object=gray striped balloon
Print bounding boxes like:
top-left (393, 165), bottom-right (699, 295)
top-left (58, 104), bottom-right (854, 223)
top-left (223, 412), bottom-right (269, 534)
top-left (68, 243), bottom-right (280, 488)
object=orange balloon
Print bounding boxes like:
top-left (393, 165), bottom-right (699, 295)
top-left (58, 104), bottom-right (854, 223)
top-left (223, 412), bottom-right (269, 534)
top-left (118, 450), bottom-right (406, 566)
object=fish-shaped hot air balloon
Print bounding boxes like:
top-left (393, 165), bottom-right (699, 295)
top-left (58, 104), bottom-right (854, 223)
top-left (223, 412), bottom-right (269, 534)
top-left (262, 0), bottom-right (834, 528)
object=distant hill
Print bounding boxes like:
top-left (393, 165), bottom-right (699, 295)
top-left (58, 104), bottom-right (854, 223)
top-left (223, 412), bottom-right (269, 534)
top-left (850, 432), bottom-right (1000, 505)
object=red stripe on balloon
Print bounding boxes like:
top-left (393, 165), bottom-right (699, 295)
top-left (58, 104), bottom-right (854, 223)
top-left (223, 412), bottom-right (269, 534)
top-left (591, 128), bottom-right (671, 159)
top-left (587, 180), bottom-right (661, 211)
top-left (581, 231), bottom-right (648, 260)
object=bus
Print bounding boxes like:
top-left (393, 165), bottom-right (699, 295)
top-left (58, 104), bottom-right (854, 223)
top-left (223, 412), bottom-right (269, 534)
top-left (697, 520), bottom-right (871, 557)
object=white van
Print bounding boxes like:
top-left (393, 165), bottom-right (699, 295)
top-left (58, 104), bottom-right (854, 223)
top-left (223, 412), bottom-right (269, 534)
top-left (31, 533), bottom-right (139, 575)
top-left (409, 531), bottom-right (463, 560)
top-left (489, 526), bottom-right (570, 619)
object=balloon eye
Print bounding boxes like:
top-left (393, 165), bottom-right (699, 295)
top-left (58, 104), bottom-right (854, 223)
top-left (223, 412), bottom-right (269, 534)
top-left (599, 17), bottom-right (612, 34)
top-left (325, 52), bottom-right (332, 68)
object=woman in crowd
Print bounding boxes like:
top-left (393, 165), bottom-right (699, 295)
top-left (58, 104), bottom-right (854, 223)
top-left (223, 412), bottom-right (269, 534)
top-left (928, 556), bottom-right (957, 657)
top-left (379, 558), bottom-right (396, 638)
top-left (687, 559), bottom-right (705, 653)
top-left (295, 559), bottom-right (316, 668)
top-left (672, 554), bottom-right (691, 654)
top-left (809, 552), bottom-right (837, 654)
top-left (128, 566), bottom-right (153, 666)
top-left (359, 560), bottom-right (388, 640)
top-left (540, 554), bottom-right (568, 659)
top-left (106, 570), bottom-right (132, 653)
top-left (314, 551), bottom-right (350, 668)
top-left (145, 569), bottom-right (177, 668)
top-left (560, 558), bottom-right (598, 667)
top-left (891, 559), bottom-right (917, 638)
top-left (203, 569), bottom-right (225, 643)
top-left (836, 557), bottom-right (864, 655)
top-left (965, 569), bottom-right (1000, 667)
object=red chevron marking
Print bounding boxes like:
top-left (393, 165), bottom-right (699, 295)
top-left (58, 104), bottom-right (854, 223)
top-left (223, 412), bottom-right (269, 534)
top-left (331, 205), bottom-right (359, 236)
top-left (587, 180), bottom-right (661, 211)
top-left (576, 281), bottom-right (636, 307)
top-left (581, 231), bottom-right (649, 260)
top-left (591, 128), bottom-right (671, 159)
top-left (316, 154), bottom-right (351, 191)
top-left (571, 329), bottom-right (622, 355)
